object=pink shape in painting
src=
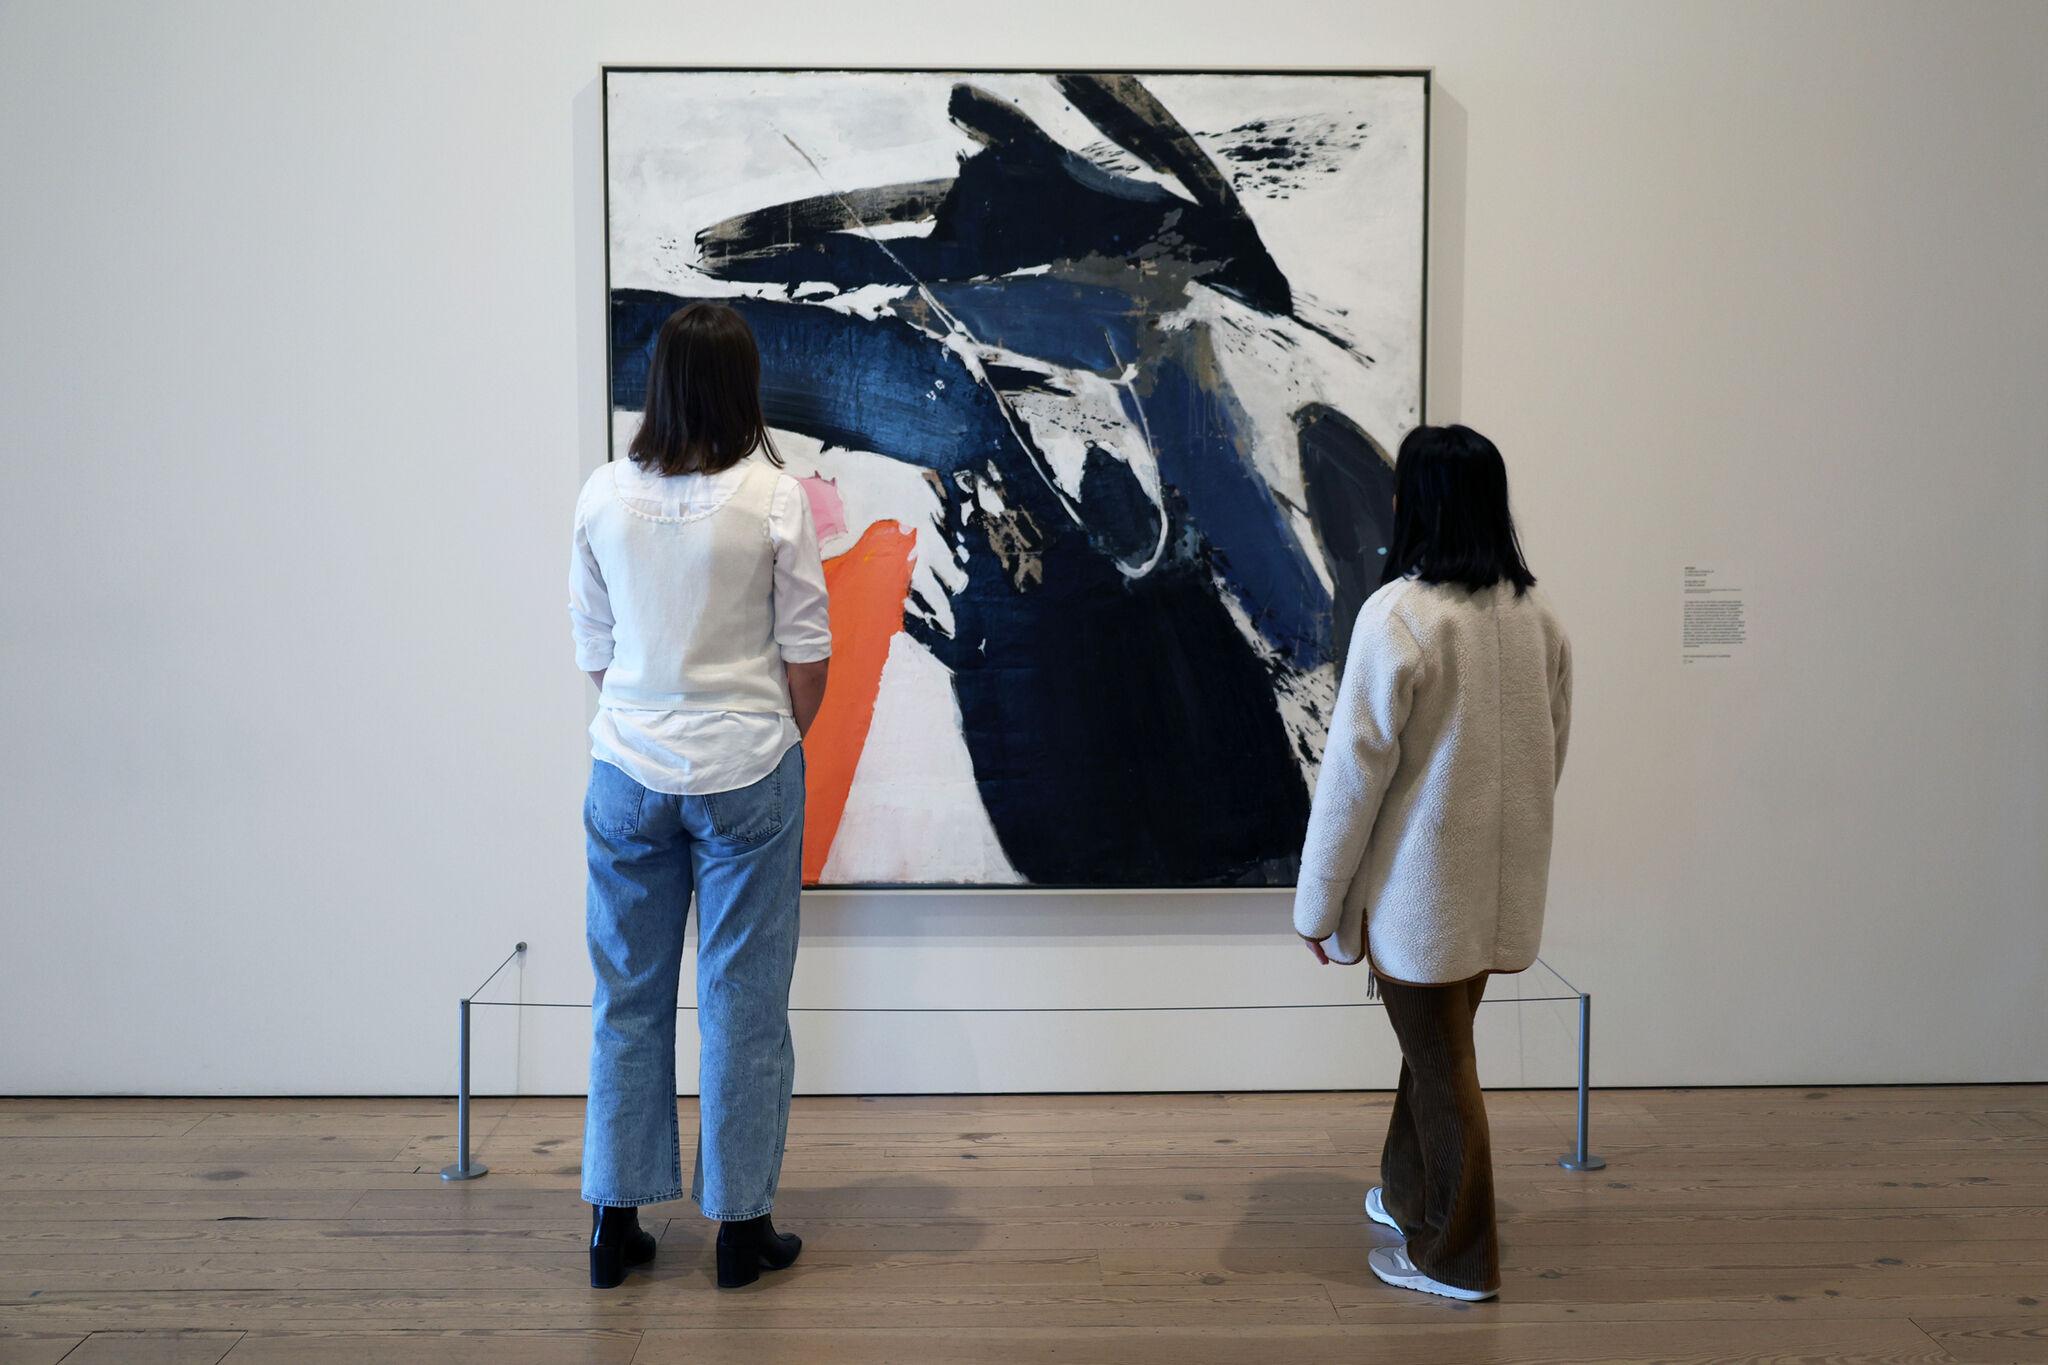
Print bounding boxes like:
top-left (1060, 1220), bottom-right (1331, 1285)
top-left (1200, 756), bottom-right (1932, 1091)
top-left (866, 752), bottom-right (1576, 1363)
top-left (798, 475), bottom-right (849, 543)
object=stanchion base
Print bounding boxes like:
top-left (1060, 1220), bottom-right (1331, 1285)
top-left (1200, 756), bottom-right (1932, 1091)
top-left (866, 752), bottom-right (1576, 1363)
top-left (440, 1162), bottom-right (489, 1181)
top-left (1558, 1153), bottom-right (1607, 1172)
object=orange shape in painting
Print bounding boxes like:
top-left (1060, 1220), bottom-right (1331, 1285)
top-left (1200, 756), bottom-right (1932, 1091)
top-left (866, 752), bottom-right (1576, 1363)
top-left (802, 520), bottom-right (916, 883)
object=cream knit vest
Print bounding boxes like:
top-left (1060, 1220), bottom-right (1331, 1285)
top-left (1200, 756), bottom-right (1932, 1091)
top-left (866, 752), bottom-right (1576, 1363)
top-left (588, 459), bottom-right (791, 715)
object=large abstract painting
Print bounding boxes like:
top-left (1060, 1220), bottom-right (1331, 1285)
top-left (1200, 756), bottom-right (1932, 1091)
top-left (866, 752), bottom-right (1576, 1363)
top-left (605, 68), bottom-right (1427, 887)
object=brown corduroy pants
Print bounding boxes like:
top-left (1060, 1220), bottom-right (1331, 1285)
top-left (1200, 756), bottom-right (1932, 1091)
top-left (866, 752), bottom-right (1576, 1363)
top-left (1376, 974), bottom-right (1500, 1294)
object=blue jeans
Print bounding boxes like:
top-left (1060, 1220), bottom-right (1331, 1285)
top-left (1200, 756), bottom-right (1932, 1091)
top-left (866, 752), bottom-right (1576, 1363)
top-left (581, 744), bottom-right (803, 1219)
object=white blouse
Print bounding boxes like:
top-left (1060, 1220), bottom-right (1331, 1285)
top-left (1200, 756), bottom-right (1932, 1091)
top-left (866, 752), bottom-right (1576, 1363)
top-left (569, 457), bottom-right (833, 796)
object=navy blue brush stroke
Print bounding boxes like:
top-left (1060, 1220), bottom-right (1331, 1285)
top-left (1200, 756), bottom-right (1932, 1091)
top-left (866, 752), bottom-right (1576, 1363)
top-left (615, 290), bottom-right (1009, 474)
top-left (1140, 332), bottom-right (1332, 669)
top-left (1298, 404), bottom-right (1397, 668)
top-left (929, 492), bottom-right (1311, 887)
top-left (923, 278), bottom-right (1143, 375)
top-left (1053, 73), bottom-right (1293, 315)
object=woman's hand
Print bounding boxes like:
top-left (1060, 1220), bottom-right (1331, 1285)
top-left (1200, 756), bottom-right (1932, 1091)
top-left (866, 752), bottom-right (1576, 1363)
top-left (786, 659), bottom-right (830, 738)
top-left (1299, 933), bottom-right (1332, 965)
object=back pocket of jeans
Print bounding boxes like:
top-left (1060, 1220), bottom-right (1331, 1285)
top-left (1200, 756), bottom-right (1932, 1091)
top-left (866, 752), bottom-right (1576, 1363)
top-left (703, 764), bottom-right (784, 844)
top-left (585, 761), bottom-right (646, 839)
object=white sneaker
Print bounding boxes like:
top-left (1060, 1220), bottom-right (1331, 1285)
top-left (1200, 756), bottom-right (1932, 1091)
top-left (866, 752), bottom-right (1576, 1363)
top-left (1367, 1245), bottom-right (1497, 1302)
top-left (1364, 1186), bottom-right (1403, 1233)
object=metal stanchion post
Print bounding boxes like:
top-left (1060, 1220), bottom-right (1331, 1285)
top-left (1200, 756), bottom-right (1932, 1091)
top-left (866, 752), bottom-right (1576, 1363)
top-left (440, 997), bottom-right (488, 1181)
top-left (1558, 991), bottom-right (1606, 1172)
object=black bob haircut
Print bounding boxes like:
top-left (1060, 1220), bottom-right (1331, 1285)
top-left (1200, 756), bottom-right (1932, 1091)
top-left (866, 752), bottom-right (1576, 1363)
top-left (1379, 424), bottom-right (1537, 595)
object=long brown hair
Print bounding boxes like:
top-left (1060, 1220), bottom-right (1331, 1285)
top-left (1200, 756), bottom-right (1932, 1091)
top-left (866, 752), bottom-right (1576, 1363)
top-left (628, 302), bottom-right (781, 476)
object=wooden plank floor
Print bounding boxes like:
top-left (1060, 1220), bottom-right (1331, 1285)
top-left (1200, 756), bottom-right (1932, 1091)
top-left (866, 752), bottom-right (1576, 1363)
top-left (2, 1086), bottom-right (2044, 1363)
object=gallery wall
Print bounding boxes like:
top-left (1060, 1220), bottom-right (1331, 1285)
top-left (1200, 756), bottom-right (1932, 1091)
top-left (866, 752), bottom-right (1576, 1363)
top-left (2, 0), bottom-right (2043, 1096)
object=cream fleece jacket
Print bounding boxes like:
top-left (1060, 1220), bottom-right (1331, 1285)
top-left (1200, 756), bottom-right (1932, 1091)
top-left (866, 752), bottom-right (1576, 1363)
top-left (1294, 578), bottom-right (1572, 982)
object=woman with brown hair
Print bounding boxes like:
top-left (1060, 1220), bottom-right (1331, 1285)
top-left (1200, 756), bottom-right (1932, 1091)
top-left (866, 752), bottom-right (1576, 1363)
top-left (568, 302), bottom-right (831, 1289)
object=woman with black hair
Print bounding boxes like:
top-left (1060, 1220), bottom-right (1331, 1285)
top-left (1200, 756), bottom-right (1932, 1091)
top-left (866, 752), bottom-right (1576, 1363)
top-left (1294, 424), bottom-right (1572, 1303)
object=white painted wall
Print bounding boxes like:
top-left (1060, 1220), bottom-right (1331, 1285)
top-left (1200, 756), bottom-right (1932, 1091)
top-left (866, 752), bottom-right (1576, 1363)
top-left (2, 1), bottom-right (2043, 1096)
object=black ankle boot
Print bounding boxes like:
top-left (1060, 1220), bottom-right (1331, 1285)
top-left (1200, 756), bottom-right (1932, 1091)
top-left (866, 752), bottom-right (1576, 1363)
top-left (715, 1213), bottom-right (801, 1289)
top-left (589, 1204), bottom-right (658, 1289)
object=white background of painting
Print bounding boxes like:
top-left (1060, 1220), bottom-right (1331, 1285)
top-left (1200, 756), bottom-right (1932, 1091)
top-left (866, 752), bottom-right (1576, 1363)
top-left (1, 2), bottom-right (2044, 1096)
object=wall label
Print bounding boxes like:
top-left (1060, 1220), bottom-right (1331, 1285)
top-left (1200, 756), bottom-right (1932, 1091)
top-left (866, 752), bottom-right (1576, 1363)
top-left (1682, 563), bottom-right (1750, 664)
